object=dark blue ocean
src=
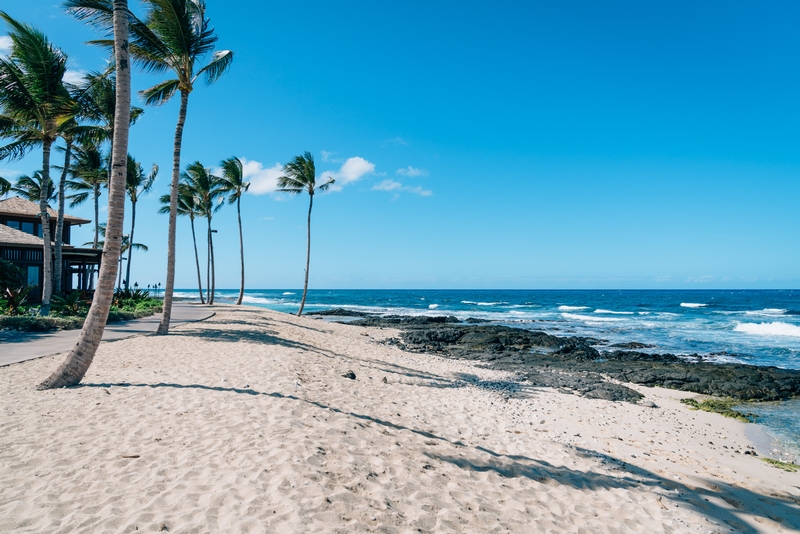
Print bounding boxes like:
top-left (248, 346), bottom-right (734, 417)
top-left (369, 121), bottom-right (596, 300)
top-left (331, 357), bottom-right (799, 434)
top-left (176, 288), bottom-right (800, 460)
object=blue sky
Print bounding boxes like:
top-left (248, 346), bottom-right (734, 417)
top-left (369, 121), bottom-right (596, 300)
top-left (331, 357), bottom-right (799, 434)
top-left (1, 1), bottom-right (799, 289)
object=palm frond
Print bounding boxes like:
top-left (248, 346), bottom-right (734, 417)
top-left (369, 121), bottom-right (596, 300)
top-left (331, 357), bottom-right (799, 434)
top-left (195, 49), bottom-right (233, 85)
top-left (139, 78), bottom-right (179, 106)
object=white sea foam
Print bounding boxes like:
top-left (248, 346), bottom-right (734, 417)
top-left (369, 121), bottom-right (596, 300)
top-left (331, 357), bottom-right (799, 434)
top-left (638, 312), bottom-right (651, 315)
top-left (428, 304), bottom-right (439, 309)
top-left (594, 309), bottom-right (634, 315)
top-left (461, 301), bottom-right (504, 306)
top-left (680, 303), bottom-right (707, 308)
top-left (745, 309), bottom-right (787, 316)
top-left (558, 305), bottom-right (589, 311)
top-left (242, 296), bottom-right (280, 305)
top-left (282, 292), bottom-right (295, 295)
top-left (562, 313), bottom-right (623, 323)
top-left (734, 322), bottom-right (800, 338)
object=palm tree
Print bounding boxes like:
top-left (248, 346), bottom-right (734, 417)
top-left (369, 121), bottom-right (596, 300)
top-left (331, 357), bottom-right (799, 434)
top-left (11, 171), bottom-right (56, 205)
top-left (0, 176), bottom-right (9, 196)
top-left (182, 161), bottom-right (223, 304)
top-left (0, 11), bottom-right (77, 316)
top-left (125, 154), bottom-right (157, 289)
top-left (219, 156), bottom-right (249, 305)
top-left (89, 224), bottom-right (148, 289)
top-left (277, 152), bottom-right (335, 316)
top-left (159, 182), bottom-right (204, 303)
top-left (66, 141), bottom-right (107, 248)
top-left (38, 0), bottom-right (132, 389)
top-left (65, 0), bottom-right (234, 333)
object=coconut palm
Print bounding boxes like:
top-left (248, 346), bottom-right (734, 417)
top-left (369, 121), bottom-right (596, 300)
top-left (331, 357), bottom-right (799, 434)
top-left (67, 141), bottom-right (107, 248)
top-left (159, 182), bottom-right (204, 303)
top-left (182, 161), bottom-right (223, 304)
top-left (88, 224), bottom-right (148, 289)
top-left (10, 171), bottom-right (56, 205)
top-left (125, 154), bottom-right (157, 289)
top-left (218, 156), bottom-right (249, 306)
top-left (0, 176), bottom-right (9, 196)
top-left (277, 152), bottom-right (335, 316)
top-left (0, 11), bottom-right (77, 315)
top-left (38, 0), bottom-right (132, 390)
top-left (65, 0), bottom-right (234, 333)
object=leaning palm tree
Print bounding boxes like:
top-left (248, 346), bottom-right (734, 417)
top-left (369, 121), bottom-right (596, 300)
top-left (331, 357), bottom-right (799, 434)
top-left (159, 182), bottom-right (204, 303)
top-left (218, 156), bottom-right (249, 305)
top-left (66, 141), bottom-right (107, 248)
top-left (277, 152), bottom-right (335, 316)
top-left (0, 11), bottom-right (77, 316)
top-left (65, 0), bottom-right (233, 333)
top-left (10, 171), bottom-right (57, 205)
top-left (125, 154), bottom-right (157, 289)
top-left (38, 0), bottom-right (132, 389)
top-left (182, 161), bottom-right (223, 304)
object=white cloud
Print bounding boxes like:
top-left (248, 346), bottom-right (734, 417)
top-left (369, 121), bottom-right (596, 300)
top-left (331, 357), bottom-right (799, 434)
top-left (383, 137), bottom-right (409, 146)
top-left (372, 179), bottom-right (402, 192)
top-left (242, 159), bottom-right (284, 195)
top-left (0, 36), bottom-right (11, 57)
top-left (396, 166), bottom-right (429, 177)
top-left (372, 179), bottom-right (432, 197)
top-left (63, 69), bottom-right (88, 85)
top-left (320, 150), bottom-right (336, 162)
top-left (324, 156), bottom-right (375, 192)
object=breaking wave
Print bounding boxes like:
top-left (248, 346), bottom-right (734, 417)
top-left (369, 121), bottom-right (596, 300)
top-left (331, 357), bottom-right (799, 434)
top-left (734, 322), bottom-right (800, 338)
top-left (680, 303), bottom-right (707, 308)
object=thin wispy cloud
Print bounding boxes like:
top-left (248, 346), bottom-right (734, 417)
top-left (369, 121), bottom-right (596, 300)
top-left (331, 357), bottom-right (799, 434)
top-left (382, 136), bottom-right (409, 147)
top-left (241, 158), bottom-right (284, 195)
top-left (320, 150), bottom-right (336, 162)
top-left (63, 69), bottom-right (88, 85)
top-left (0, 36), bottom-right (11, 57)
top-left (372, 179), bottom-right (432, 197)
top-left (396, 166), bottom-right (429, 177)
top-left (323, 156), bottom-right (375, 192)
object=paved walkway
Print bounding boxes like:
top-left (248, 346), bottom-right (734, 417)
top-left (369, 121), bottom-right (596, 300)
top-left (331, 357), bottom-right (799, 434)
top-left (0, 303), bottom-right (215, 367)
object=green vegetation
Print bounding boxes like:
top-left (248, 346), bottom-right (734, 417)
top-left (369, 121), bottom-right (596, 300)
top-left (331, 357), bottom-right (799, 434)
top-left (680, 397), bottom-right (758, 423)
top-left (0, 288), bottom-right (161, 332)
top-left (761, 458), bottom-right (799, 473)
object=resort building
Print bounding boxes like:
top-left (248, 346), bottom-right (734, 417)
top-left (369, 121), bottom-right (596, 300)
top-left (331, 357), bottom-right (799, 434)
top-left (0, 196), bottom-right (101, 300)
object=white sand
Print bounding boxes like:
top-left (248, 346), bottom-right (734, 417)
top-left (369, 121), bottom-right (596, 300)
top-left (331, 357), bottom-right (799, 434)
top-left (1, 305), bottom-right (799, 533)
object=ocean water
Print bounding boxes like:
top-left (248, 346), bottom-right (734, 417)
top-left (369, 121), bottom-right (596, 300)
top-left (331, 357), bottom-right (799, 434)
top-left (175, 288), bottom-right (800, 459)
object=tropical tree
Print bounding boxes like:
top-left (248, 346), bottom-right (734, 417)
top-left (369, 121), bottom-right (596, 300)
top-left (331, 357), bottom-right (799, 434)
top-left (10, 171), bottom-right (56, 205)
top-left (159, 182), bottom-right (204, 303)
top-left (38, 0), bottom-right (132, 389)
top-left (88, 223), bottom-right (148, 289)
top-left (277, 152), bottom-right (335, 316)
top-left (218, 156), bottom-right (249, 305)
top-left (66, 141), bottom-right (107, 248)
top-left (182, 161), bottom-right (223, 304)
top-left (0, 11), bottom-right (77, 316)
top-left (0, 176), bottom-right (9, 196)
top-left (65, 0), bottom-right (234, 333)
top-left (125, 154), bottom-right (157, 289)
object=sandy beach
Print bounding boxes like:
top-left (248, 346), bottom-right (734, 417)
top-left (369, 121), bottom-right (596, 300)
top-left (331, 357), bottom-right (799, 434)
top-left (1, 305), bottom-right (799, 533)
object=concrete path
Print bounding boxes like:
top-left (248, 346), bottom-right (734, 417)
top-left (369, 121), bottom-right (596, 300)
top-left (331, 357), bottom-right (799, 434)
top-left (0, 303), bottom-right (214, 367)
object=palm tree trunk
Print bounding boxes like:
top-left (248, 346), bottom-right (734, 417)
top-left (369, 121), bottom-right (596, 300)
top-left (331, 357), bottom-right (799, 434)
top-left (297, 193), bottom-right (313, 316)
top-left (38, 0), bottom-right (131, 389)
top-left (190, 215), bottom-right (204, 304)
top-left (209, 218), bottom-right (216, 305)
top-left (206, 219), bottom-right (211, 304)
top-left (125, 199), bottom-right (136, 289)
top-left (117, 254), bottom-right (124, 289)
top-left (93, 183), bottom-right (99, 249)
top-left (39, 136), bottom-right (54, 316)
top-left (54, 140), bottom-right (72, 297)
top-left (235, 195), bottom-right (244, 306)
top-left (157, 89), bottom-right (189, 335)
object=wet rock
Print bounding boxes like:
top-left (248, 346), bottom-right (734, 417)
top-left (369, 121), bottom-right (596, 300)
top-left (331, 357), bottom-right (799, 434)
top-left (342, 370), bottom-right (356, 380)
top-left (610, 342), bottom-right (655, 349)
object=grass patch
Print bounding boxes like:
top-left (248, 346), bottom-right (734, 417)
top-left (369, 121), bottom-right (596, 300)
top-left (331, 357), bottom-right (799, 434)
top-left (680, 397), bottom-right (758, 423)
top-left (761, 458), bottom-right (799, 472)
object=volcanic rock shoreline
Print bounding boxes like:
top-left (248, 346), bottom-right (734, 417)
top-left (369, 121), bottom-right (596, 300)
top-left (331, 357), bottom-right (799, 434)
top-left (313, 309), bottom-right (800, 403)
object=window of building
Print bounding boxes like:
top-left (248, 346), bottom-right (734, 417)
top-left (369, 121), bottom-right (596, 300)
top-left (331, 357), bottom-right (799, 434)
top-left (5, 220), bottom-right (21, 230)
top-left (21, 221), bottom-right (34, 235)
top-left (27, 265), bottom-right (39, 287)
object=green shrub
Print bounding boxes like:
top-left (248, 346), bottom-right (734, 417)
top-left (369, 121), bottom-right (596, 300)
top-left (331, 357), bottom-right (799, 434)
top-left (0, 285), bottom-right (36, 316)
top-left (0, 260), bottom-right (24, 292)
top-left (0, 315), bottom-right (84, 332)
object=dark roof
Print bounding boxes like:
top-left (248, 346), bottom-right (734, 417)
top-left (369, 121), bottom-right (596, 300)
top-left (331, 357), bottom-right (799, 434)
top-left (0, 196), bottom-right (91, 224)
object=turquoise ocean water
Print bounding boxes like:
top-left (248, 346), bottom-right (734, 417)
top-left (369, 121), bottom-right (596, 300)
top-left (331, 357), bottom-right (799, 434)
top-left (175, 288), bottom-right (800, 460)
